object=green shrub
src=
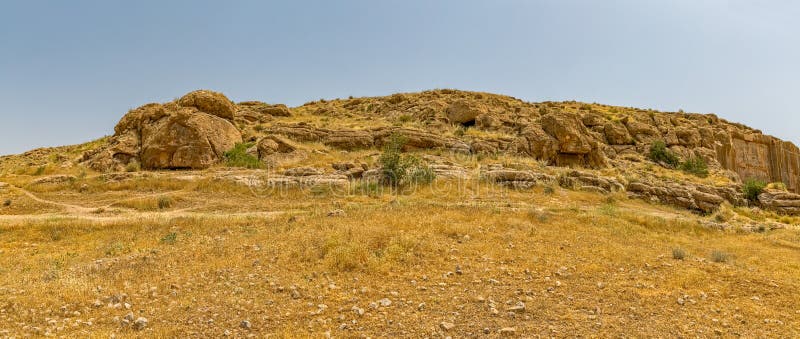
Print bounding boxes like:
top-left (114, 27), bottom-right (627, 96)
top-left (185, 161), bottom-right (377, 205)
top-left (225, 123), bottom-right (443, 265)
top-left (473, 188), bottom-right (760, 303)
top-left (648, 141), bottom-right (680, 167)
top-left (125, 159), bottom-right (141, 172)
top-left (224, 143), bottom-right (263, 169)
top-left (160, 232), bottom-right (177, 245)
top-left (158, 197), bottom-right (172, 209)
top-left (679, 156), bottom-right (708, 177)
top-left (711, 250), bottom-right (730, 263)
top-left (672, 247), bottom-right (687, 260)
top-left (33, 166), bottom-right (46, 176)
top-left (742, 179), bottom-right (767, 202)
top-left (408, 165), bottom-right (436, 185)
top-left (378, 134), bottom-right (436, 188)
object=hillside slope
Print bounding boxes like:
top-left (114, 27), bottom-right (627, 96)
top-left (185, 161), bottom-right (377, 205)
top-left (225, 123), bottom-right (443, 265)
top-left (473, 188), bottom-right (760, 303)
top-left (1, 90), bottom-right (800, 337)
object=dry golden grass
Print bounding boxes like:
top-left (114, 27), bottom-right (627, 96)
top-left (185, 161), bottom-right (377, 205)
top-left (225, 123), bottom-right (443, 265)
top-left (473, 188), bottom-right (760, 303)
top-left (1, 173), bottom-right (799, 337)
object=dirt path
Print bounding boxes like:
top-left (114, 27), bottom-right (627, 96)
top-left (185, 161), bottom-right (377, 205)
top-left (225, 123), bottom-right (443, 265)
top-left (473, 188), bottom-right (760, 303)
top-left (3, 181), bottom-right (97, 213)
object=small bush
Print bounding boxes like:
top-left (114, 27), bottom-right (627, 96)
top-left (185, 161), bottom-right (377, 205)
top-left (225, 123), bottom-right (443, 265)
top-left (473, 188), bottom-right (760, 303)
top-left (742, 179), bottom-right (767, 203)
top-left (253, 124), bottom-right (265, 132)
top-left (160, 232), bottom-right (177, 245)
top-left (543, 185), bottom-right (555, 195)
top-left (672, 248), bottom-right (687, 260)
top-left (679, 156), bottom-right (708, 177)
top-left (2, 199), bottom-right (10, 207)
top-left (224, 143), bottom-right (263, 169)
top-left (125, 160), bottom-right (141, 172)
top-left (648, 141), bottom-right (680, 168)
top-left (453, 125), bottom-right (467, 137)
top-left (351, 182), bottom-right (383, 197)
top-left (158, 197), bottom-right (172, 209)
top-left (34, 166), bottom-right (46, 176)
top-left (408, 166), bottom-right (436, 185)
top-left (711, 250), bottom-right (730, 263)
top-left (378, 134), bottom-right (436, 189)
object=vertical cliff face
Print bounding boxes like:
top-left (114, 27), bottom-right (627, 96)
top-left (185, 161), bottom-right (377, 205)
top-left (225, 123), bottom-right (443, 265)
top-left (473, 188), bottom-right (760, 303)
top-left (722, 130), bottom-right (800, 192)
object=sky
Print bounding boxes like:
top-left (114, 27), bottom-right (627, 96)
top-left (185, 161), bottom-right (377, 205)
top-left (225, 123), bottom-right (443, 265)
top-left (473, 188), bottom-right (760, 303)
top-left (1, 0), bottom-right (799, 155)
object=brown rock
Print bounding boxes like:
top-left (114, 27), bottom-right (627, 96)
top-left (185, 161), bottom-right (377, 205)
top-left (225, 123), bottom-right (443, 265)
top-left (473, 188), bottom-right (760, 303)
top-left (139, 110), bottom-right (242, 169)
top-left (446, 99), bottom-right (485, 124)
top-left (604, 121), bottom-right (633, 145)
top-left (177, 90), bottom-right (236, 120)
top-left (541, 113), bottom-right (592, 154)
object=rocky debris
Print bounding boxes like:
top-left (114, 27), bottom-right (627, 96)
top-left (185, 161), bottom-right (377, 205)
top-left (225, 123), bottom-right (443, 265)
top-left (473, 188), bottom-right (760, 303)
top-left (265, 174), bottom-right (349, 188)
top-left (499, 327), bottom-right (517, 336)
top-left (240, 320), bottom-right (252, 330)
top-left (267, 123), bottom-right (374, 151)
top-left (177, 89), bottom-right (237, 120)
top-left (327, 209), bottom-right (347, 217)
top-left (758, 189), bottom-right (800, 215)
top-left (214, 174), bottom-right (265, 188)
top-left (284, 167), bottom-right (324, 177)
top-left (481, 165), bottom-right (555, 189)
top-left (332, 162), bottom-right (367, 179)
top-left (558, 170), bottom-right (624, 193)
top-left (627, 180), bottom-right (739, 213)
top-left (373, 127), bottom-right (471, 154)
top-left (29, 175), bottom-right (76, 185)
top-left (238, 101), bottom-right (291, 122)
top-left (439, 321), bottom-right (455, 331)
top-left (133, 317), bottom-right (148, 330)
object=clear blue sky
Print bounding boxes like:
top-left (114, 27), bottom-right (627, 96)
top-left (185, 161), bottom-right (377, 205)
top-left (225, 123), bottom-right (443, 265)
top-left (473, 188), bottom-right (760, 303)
top-left (1, 0), bottom-right (799, 155)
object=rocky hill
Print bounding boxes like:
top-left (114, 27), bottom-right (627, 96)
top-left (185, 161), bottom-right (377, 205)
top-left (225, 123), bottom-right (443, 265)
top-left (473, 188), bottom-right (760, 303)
top-left (2, 89), bottom-right (800, 337)
top-left (60, 89), bottom-right (800, 215)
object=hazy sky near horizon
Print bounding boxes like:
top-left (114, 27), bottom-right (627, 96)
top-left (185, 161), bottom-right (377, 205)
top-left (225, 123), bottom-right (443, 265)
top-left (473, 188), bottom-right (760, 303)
top-left (1, 0), bottom-right (799, 155)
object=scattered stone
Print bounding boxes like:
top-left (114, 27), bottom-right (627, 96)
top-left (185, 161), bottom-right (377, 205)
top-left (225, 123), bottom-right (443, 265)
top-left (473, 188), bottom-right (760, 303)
top-left (378, 298), bottom-right (392, 307)
top-left (507, 301), bottom-right (526, 313)
top-left (327, 209), bottom-right (347, 217)
top-left (240, 320), bottom-right (252, 330)
top-left (133, 317), bottom-right (148, 330)
top-left (440, 322), bottom-right (456, 331)
top-left (499, 327), bottom-right (517, 336)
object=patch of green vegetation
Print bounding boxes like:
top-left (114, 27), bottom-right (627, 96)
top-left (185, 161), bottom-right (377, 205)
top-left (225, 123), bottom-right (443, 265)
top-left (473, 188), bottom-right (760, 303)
top-left (33, 166), bottom-right (46, 176)
top-left (224, 143), bottom-right (263, 169)
top-left (378, 134), bottom-right (436, 189)
top-left (679, 156), bottom-right (708, 178)
top-left (742, 179), bottom-right (767, 203)
top-left (160, 232), bottom-right (178, 245)
top-left (711, 250), bottom-right (731, 263)
top-left (158, 197), bottom-right (172, 209)
top-left (648, 140), bottom-right (680, 168)
top-left (125, 160), bottom-right (141, 172)
top-left (672, 247), bottom-right (687, 260)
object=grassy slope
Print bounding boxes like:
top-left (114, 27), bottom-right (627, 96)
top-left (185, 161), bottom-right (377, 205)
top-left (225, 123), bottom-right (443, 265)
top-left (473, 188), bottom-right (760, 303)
top-left (0, 176), bottom-right (799, 337)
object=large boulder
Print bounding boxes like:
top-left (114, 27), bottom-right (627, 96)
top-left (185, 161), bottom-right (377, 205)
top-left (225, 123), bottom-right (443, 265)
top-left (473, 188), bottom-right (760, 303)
top-left (177, 90), bottom-right (237, 120)
top-left (540, 113), bottom-right (592, 154)
top-left (139, 109), bottom-right (241, 169)
top-left (84, 91), bottom-right (243, 171)
top-left (446, 99), bottom-right (485, 124)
